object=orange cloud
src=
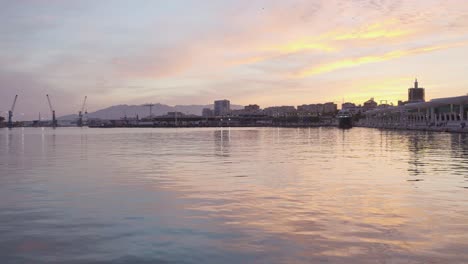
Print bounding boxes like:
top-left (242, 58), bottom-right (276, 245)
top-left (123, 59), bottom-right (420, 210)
top-left (329, 19), bottom-right (414, 41)
top-left (228, 54), bottom-right (276, 67)
top-left (227, 42), bottom-right (336, 67)
top-left (238, 18), bottom-right (418, 67)
top-left (295, 41), bottom-right (468, 77)
top-left (265, 41), bottom-right (337, 54)
top-left (333, 28), bottom-right (410, 40)
top-left (340, 76), bottom-right (413, 105)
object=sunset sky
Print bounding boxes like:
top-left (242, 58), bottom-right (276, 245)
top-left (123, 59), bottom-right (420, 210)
top-left (1, 0), bottom-right (468, 119)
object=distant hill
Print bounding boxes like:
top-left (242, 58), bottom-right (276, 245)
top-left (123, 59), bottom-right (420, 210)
top-left (59, 103), bottom-right (244, 120)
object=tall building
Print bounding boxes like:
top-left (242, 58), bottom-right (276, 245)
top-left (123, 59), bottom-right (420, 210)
top-left (214, 100), bottom-right (230, 116)
top-left (408, 79), bottom-right (425, 103)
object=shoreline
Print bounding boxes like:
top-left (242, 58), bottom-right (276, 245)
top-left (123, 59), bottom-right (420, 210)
top-left (6, 122), bottom-right (467, 134)
top-left (355, 124), bottom-right (468, 134)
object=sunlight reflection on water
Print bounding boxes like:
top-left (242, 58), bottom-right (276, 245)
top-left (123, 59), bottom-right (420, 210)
top-left (0, 127), bottom-right (467, 263)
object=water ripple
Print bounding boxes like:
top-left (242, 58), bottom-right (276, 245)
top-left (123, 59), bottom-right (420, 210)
top-left (0, 127), bottom-right (467, 263)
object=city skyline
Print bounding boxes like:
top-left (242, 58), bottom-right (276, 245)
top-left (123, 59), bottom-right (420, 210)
top-left (1, 0), bottom-right (468, 120)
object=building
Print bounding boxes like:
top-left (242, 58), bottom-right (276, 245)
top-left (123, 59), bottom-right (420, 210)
top-left (408, 79), bottom-right (425, 103)
top-left (341, 102), bottom-right (356, 110)
top-left (297, 104), bottom-right (321, 115)
top-left (362, 80), bottom-right (467, 132)
top-left (363, 95), bottom-right (468, 132)
top-left (165, 112), bottom-right (186, 117)
top-left (323, 102), bottom-right (338, 114)
top-left (363, 98), bottom-right (378, 111)
top-left (202, 108), bottom-right (213, 117)
top-left (297, 102), bottom-right (337, 115)
top-left (244, 104), bottom-right (260, 112)
top-left (229, 104), bottom-right (263, 117)
top-left (263, 106), bottom-right (296, 117)
top-left (341, 102), bottom-right (362, 115)
top-left (214, 100), bottom-right (230, 116)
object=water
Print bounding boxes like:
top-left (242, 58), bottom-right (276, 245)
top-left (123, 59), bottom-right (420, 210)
top-left (1, 127), bottom-right (467, 263)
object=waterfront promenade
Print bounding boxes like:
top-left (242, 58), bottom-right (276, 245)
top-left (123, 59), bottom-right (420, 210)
top-left (359, 95), bottom-right (468, 133)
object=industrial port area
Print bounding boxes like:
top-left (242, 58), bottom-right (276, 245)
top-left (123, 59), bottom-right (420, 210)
top-left (2, 79), bottom-right (468, 133)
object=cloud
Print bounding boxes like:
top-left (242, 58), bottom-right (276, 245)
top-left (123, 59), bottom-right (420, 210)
top-left (229, 16), bottom-right (427, 68)
top-left (111, 49), bottom-right (194, 80)
top-left (264, 42), bottom-right (337, 54)
top-left (294, 41), bottom-right (468, 77)
top-left (2, 0), bottom-right (468, 116)
top-left (328, 18), bottom-right (413, 41)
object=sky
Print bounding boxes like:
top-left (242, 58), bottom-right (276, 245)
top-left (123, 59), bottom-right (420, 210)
top-left (1, 0), bottom-right (468, 120)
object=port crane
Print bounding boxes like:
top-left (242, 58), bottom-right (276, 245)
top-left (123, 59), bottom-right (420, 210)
top-left (46, 94), bottom-right (57, 127)
top-left (77, 96), bottom-right (87, 127)
top-left (8, 95), bottom-right (18, 128)
top-left (144, 103), bottom-right (155, 118)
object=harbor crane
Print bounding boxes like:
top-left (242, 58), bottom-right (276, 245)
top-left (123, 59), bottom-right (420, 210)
top-left (144, 103), bottom-right (155, 118)
top-left (78, 96), bottom-right (87, 127)
top-left (8, 95), bottom-right (18, 128)
top-left (46, 94), bottom-right (57, 127)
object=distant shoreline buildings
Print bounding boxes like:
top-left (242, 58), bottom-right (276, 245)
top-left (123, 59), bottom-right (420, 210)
top-left (82, 79), bottom-right (468, 132)
top-left (361, 79), bottom-right (468, 132)
top-left (1, 79), bottom-right (467, 133)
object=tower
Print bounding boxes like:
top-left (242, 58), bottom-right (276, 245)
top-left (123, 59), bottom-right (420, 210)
top-left (408, 78), bottom-right (425, 103)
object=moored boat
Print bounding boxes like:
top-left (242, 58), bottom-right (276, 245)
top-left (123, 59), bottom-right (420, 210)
top-left (337, 110), bottom-right (353, 129)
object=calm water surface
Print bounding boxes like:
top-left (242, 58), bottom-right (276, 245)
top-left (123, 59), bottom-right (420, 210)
top-left (1, 127), bottom-right (467, 263)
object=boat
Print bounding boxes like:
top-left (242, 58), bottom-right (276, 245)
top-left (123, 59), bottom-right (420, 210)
top-left (337, 110), bottom-right (353, 129)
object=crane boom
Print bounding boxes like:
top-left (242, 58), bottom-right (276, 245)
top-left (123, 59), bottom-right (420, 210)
top-left (10, 95), bottom-right (18, 112)
top-left (46, 94), bottom-right (57, 127)
top-left (8, 95), bottom-right (18, 128)
top-left (77, 96), bottom-right (88, 127)
top-left (81, 96), bottom-right (87, 113)
top-left (144, 103), bottom-right (155, 117)
top-left (46, 94), bottom-right (54, 112)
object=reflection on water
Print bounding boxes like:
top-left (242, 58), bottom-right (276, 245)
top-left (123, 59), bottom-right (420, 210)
top-left (214, 128), bottom-right (231, 156)
top-left (0, 127), bottom-right (467, 263)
